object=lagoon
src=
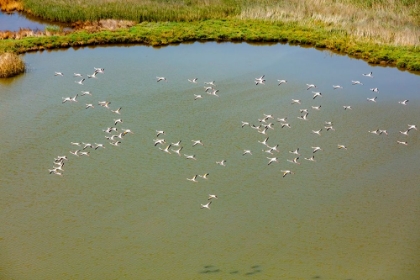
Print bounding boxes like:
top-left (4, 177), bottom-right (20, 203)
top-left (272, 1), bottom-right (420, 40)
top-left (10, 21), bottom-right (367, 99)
top-left (0, 42), bottom-right (419, 279)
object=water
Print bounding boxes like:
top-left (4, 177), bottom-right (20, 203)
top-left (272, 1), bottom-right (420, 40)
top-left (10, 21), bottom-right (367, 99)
top-left (1, 42), bottom-right (419, 280)
top-left (0, 10), bottom-right (70, 31)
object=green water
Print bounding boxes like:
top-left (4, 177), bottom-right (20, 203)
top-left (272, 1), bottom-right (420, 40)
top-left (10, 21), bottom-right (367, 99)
top-left (1, 42), bottom-right (419, 279)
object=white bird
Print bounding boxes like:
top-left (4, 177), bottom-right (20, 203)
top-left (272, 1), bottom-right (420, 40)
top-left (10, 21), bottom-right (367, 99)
top-left (109, 141), bottom-right (121, 147)
top-left (343, 106), bottom-right (352, 110)
top-left (194, 94), bottom-right (203, 100)
top-left (111, 107), bottom-right (122, 114)
top-left (312, 91), bottom-right (322, 99)
top-left (49, 169), bottom-right (63, 176)
top-left (397, 141), bottom-right (408, 145)
top-left (204, 81), bottom-right (216, 86)
top-left (74, 73), bottom-right (83, 77)
top-left (243, 150), bottom-right (252, 155)
top-left (87, 72), bottom-right (98, 79)
top-left (171, 147), bottom-right (183, 156)
top-left (187, 175), bottom-right (199, 182)
top-left (159, 144), bottom-right (172, 154)
top-left (156, 130), bottom-right (165, 137)
top-left (216, 160), bottom-right (226, 166)
top-left (258, 137), bottom-right (269, 146)
top-left (114, 119), bottom-right (123, 125)
top-left (289, 148), bottom-right (300, 155)
top-left (281, 123), bottom-right (291, 128)
top-left (398, 100), bottom-right (409, 105)
top-left (277, 117), bottom-right (287, 122)
top-left (312, 129), bottom-right (322, 136)
top-left (255, 75), bottom-right (266, 85)
top-left (370, 88), bottom-right (379, 92)
top-left (291, 99), bottom-right (301, 105)
top-left (267, 144), bottom-right (279, 153)
top-left (408, 124), bottom-right (417, 131)
top-left (208, 194), bottom-right (218, 200)
top-left (156, 76), bottom-right (166, 82)
top-left (278, 79), bottom-right (287, 86)
top-left (98, 101), bottom-right (111, 108)
top-left (62, 96), bottom-right (72, 103)
top-left (71, 142), bottom-right (81, 146)
top-left (352, 80), bottom-right (363, 85)
top-left (171, 140), bottom-right (182, 146)
top-left (70, 94), bottom-right (78, 102)
top-left (204, 86), bottom-right (213, 92)
top-left (297, 113), bottom-right (309, 120)
top-left (81, 91), bottom-right (92, 96)
top-left (300, 109), bottom-right (308, 113)
top-left (103, 127), bottom-right (118, 133)
top-left (304, 155), bottom-right (316, 162)
top-left (311, 105), bottom-right (321, 110)
top-left (82, 143), bottom-right (93, 150)
top-left (367, 97), bottom-right (377, 102)
top-left (94, 67), bottom-right (104, 73)
top-left (79, 151), bottom-right (90, 156)
top-left (281, 170), bottom-right (294, 178)
top-left (94, 143), bottom-right (105, 150)
top-left (368, 129), bottom-right (380, 135)
top-left (184, 154), bottom-right (196, 160)
top-left (210, 89), bottom-right (219, 97)
top-left (287, 157), bottom-right (301, 165)
top-left (199, 173), bottom-right (209, 179)
top-left (312, 146), bottom-right (322, 153)
top-left (332, 85), bottom-right (343, 89)
top-left (337, 144), bottom-right (347, 150)
top-left (306, 84), bottom-right (316, 90)
top-left (267, 157), bottom-right (279, 165)
top-left (325, 125), bottom-right (335, 131)
top-left (54, 72), bottom-right (64, 76)
top-left (121, 128), bottom-right (134, 134)
top-left (362, 71), bottom-right (373, 78)
top-left (75, 78), bottom-right (85, 85)
top-left (86, 103), bottom-right (94, 109)
top-left (192, 140), bottom-right (204, 147)
top-left (200, 201), bottom-right (212, 209)
top-left (188, 78), bottom-right (198, 83)
top-left (241, 121), bottom-right (250, 128)
top-left (258, 127), bottom-right (268, 135)
top-left (379, 129), bottom-right (388, 135)
top-left (399, 130), bottom-right (410, 136)
top-left (69, 150), bottom-right (80, 156)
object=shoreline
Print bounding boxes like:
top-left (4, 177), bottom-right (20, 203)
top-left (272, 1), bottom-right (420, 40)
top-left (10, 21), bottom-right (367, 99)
top-left (1, 19), bottom-right (419, 73)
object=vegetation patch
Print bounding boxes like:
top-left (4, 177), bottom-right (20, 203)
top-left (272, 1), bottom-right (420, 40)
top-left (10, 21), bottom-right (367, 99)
top-left (0, 52), bottom-right (25, 78)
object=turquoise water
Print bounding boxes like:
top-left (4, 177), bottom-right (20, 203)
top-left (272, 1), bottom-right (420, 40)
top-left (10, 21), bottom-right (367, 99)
top-left (1, 42), bottom-right (419, 279)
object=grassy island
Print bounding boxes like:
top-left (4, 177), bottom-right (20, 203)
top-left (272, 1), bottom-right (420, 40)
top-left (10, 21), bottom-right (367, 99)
top-left (0, 0), bottom-right (420, 77)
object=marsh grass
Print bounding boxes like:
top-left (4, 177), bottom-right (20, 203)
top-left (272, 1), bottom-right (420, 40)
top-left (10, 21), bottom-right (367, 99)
top-left (15, 0), bottom-right (419, 47)
top-left (0, 52), bottom-right (25, 77)
top-left (238, 0), bottom-right (420, 46)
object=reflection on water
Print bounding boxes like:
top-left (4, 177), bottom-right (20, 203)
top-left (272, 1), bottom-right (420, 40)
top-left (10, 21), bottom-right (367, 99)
top-left (0, 42), bottom-right (419, 280)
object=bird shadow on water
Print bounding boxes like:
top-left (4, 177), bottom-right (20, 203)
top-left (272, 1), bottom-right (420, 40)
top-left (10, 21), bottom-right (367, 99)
top-left (199, 265), bottom-right (262, 276)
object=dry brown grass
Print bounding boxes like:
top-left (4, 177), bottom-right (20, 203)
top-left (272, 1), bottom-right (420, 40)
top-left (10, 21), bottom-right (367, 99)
top-left (0, 0), bottom-right (23, 12)
top-left (0, 52), bottom-right (25, 78)
top-left (238, 0), bottom-right (420, 46)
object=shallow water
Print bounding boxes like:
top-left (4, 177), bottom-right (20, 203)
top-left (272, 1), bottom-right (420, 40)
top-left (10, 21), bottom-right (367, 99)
top-left (0, 10), bottom-right (70, 31)
top-left (1, 42), bottom-right (419, 280)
